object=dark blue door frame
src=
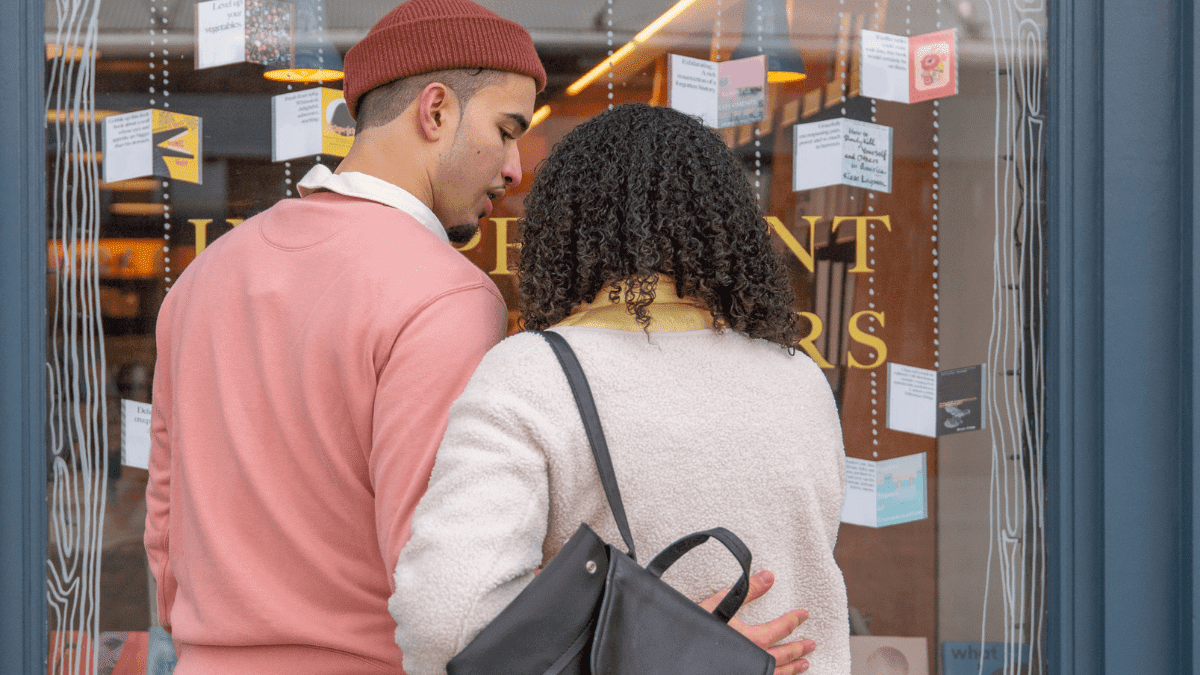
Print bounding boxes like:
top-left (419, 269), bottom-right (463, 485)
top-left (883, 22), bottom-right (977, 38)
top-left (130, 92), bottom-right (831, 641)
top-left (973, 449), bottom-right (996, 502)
top-left (0, 0), bottom-right (46, 673)
top-left (1047, 0), bottom-right (1197, 673)
top-left (0, 0), bottom-right (1196, 673)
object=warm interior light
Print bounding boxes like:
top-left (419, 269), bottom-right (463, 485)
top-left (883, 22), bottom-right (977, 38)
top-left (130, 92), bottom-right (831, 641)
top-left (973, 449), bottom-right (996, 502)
top-left (263, 68), bottom-right (345, 83)
top-left (529, 105), bottom-right (551, 129)
top-left (46, 44), bottom-right (97, 61)
top-left (633, 0), bottom-right (699, 42)
top-left (110, 203), bottom-right (168, 216)
top-left (567, 42), bottom-right (637, 96)
top-left (101, 178), bottom-right (159, 192)
top-left (567, 0), bottom-right (698, 96)
top-left (768, 71), bottom-right (807, 83)
top-left (48, 239), bottom-right (163, 278)
top-left (47, 109), bottom-right (121, 124)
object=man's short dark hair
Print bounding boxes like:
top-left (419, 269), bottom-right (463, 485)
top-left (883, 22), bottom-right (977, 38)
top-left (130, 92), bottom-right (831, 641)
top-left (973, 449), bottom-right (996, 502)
top-left (354, 68), bottom-right (506, 134)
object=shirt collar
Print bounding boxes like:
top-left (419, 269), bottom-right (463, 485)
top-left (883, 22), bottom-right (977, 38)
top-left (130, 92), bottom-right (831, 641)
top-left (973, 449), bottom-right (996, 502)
top-left (553, 277), bottom-right (715, 332)
top-left (296, 164), bottom-right (448, 244)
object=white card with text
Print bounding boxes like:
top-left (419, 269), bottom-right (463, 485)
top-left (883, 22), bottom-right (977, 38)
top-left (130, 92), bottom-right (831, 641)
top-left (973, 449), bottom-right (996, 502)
top-left (793, 118), bottom-right (892, 192)
top-left (121, 399), bottom-right (153, 470)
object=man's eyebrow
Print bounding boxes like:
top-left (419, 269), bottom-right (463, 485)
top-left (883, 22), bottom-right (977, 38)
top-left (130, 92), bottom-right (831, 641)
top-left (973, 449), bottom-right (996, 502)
top-left (504, 113), bottom-right (530, 133)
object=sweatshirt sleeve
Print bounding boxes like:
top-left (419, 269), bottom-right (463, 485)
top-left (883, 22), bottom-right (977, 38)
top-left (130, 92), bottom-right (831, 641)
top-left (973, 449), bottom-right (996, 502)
top-left (390, 337), bottom-right (553, 675)
top-left (144, 302), bottom-right (177, 631)
top-left (370, 282), bottom-right (507, 580)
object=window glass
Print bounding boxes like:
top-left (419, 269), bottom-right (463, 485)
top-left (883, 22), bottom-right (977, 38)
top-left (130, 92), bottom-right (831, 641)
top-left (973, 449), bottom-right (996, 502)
top-left (44, 0), bottom-right (1047, 672)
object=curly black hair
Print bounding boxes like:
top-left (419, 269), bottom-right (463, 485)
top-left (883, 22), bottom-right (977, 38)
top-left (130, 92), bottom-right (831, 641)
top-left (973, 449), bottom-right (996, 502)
top-left (518, 103), bottom-right (801, 348)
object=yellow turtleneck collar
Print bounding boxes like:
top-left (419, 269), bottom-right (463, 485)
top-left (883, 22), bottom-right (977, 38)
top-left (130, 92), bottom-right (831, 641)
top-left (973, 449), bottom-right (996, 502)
top-left (552, 278), bottom-right (715, 332)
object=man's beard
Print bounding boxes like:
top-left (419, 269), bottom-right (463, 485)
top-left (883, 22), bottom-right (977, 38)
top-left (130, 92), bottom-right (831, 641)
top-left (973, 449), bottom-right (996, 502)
top-left (446, 223), bottom-right (480, 244)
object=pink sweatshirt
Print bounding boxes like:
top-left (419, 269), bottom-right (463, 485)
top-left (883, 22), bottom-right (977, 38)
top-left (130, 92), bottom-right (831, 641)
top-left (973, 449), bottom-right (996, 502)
top-left (145, 191), bottom-right (507, 674)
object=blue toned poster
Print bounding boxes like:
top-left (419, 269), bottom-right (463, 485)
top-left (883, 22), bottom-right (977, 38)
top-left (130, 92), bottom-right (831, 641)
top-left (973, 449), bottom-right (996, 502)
top-left (840, 452), bottom-right (927, 528)
top-left (875, 452), bottom-right (927, 527)
top-left (941, 641), bottom-right (1029, 675)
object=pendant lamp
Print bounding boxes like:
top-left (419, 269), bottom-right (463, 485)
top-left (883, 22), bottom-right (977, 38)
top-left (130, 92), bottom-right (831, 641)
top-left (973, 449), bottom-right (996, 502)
top-left (729, 0), bottom-right (806, 83)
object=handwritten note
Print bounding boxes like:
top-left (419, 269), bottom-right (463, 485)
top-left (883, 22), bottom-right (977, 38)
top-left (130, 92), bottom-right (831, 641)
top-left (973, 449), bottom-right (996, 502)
top-left (669, 54), bottom-right (766, 129)
top-left (793, 118), bottom-right (892, 192)
top-left (121, 399), bottom-right (153, 470)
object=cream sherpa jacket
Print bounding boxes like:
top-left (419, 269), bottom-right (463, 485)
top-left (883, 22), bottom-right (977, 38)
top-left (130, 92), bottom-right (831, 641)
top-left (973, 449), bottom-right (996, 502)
top-left (391, 322), bottom-right (850, 675)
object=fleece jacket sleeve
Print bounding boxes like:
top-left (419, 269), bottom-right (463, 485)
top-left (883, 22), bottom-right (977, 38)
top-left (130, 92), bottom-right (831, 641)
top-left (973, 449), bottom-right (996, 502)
top-left (390, 339), bottom-right (553, 675)
top-left (370, 283), bottom-right (507, 582)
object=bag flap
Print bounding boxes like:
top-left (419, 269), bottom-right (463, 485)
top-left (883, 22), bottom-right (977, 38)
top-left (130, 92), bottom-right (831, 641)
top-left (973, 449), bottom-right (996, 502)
top-left (448, 524), bottom-right (609, 675)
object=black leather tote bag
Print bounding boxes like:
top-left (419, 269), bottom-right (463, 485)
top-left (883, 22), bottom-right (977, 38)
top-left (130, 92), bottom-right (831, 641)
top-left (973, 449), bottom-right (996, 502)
top-left (446, 330), bottom-right (774, 675)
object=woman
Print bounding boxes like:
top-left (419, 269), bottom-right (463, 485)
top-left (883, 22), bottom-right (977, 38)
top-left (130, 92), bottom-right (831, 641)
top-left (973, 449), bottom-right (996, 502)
top-left (391, 104), bottom-right (850, 675)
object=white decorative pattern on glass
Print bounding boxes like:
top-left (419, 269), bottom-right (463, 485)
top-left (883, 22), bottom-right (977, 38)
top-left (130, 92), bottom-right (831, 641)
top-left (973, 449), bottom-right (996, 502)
top-left (46, 1), bottom-right (107, 673)
top-left (981, 1), bottom-right (1046, 673)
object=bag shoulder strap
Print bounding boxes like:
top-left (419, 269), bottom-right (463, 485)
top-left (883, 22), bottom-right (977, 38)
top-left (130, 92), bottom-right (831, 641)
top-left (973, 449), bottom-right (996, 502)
top-left (537, 330), bottom-right (637, 562)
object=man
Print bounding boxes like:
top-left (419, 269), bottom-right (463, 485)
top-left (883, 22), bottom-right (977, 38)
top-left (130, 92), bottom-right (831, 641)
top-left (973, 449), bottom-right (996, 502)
top-left (146, 1), bottom-right (814, 673)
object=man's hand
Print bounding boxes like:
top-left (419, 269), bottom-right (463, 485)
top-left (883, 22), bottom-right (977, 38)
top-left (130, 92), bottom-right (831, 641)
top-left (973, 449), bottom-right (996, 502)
top-left (699, 570), bottom-right (816, 675)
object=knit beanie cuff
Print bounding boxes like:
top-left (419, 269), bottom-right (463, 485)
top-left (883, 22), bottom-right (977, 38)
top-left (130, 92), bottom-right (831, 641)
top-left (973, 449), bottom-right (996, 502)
top-left (343, 0), bottom-right (546, 119)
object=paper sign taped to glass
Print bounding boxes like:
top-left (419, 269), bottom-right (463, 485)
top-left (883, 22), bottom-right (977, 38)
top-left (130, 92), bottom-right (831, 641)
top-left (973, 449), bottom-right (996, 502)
top-left (793, 118), bottom-right (892, 192)
top-left (195, 0), bottom-right (296, 70)
top-left (121, 399), bottom-right (152, 470)
top-left (841, 452), bottom-right (927, 528)
top-left (102, 109), bottom-right (203, 184)
top-left (860, 28), bottom-right (959, 104)
top-left (886, 362), bottom-right (987, 437)
top-left (272, 87), bottom-right (355, 162)
top-left (667, 54), bottom-right (766, 129)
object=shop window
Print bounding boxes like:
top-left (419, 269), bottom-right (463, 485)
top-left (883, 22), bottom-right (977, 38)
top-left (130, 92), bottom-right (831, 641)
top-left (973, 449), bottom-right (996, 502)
top-left (44, 0), bottom-right (1047, 672)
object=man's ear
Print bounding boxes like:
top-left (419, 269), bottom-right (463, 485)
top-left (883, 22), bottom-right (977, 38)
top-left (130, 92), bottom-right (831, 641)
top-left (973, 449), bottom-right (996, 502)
top-left (416, 82), bottom-right (456, 142)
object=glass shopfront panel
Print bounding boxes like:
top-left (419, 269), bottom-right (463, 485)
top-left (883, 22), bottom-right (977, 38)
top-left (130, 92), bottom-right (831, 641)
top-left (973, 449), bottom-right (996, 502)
top-left (44, 0), bottom-right (1047, 672)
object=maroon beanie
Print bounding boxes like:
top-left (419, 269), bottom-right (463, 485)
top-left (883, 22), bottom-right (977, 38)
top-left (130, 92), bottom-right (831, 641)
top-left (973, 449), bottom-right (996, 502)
top-left (343, 0), bottom-right (546, 119)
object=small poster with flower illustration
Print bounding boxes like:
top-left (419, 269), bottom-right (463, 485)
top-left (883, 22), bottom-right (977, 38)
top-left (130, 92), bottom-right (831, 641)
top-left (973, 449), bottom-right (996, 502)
top-left (908, 29), bottom-right (957, 102)
top-left (860, 28), bottom-right (958, 104)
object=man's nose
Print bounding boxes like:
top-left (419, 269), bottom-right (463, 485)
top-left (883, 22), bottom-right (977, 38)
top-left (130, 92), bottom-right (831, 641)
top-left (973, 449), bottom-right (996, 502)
top-left (502, 144), bottom-right (523, 189)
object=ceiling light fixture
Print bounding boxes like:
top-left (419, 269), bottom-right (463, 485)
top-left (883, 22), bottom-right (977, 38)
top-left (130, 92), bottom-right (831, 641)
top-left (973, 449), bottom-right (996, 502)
top-left (729, 0), bottom-right (806, 83)
top-left (529, 105), bottom-right (552, 129)
top-left (264, 3), bottom-right (345, 84)
top-left (566, 0), bottom-right (699, 96)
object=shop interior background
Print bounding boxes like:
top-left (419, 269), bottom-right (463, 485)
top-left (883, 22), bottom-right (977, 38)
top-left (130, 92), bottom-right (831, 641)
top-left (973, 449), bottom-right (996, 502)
top-left (43, 0), bottom-right (1047, 672)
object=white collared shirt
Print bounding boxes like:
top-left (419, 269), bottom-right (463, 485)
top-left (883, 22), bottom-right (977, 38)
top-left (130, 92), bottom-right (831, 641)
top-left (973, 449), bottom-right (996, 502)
top-left (297, 164), bottom-right (448, 244)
